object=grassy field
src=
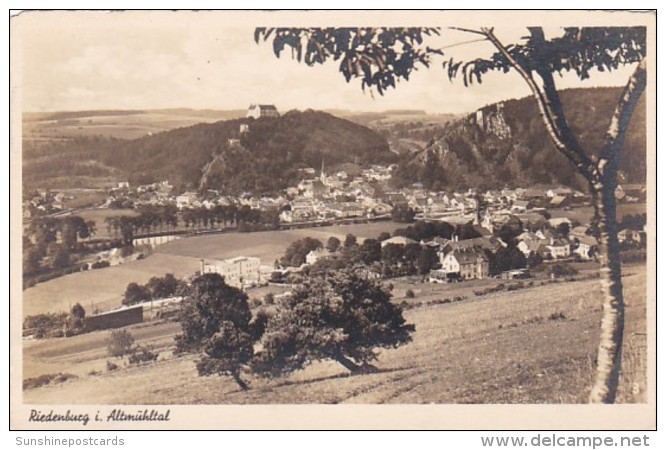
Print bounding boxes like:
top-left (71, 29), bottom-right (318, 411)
top-left (21, 222), bottom-right (405, 317)
top-left (72, 208), bottom-right (139, 239)
top-left (550, 203), bottom-right (646, 224)
top-left (156, 222), bottom-right (405, 262)
top-left (23, 110), bottom-right (246, 141)
top-left (23, 264), bottom-right (647, 404)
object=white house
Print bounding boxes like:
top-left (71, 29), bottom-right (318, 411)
top-left (511, 200), bottom-right (530, 213)
top-left (440, 249), bottom-right (489, 280)
top-left (518, 239), bottom-right (549, 258)
top-left (574, 235), bottom-right (598, 260)
top-left (201, 256), bottom-right (262, 288)
top-left (546, 238), bottom-right (571, 259)
top-left (176, 192), bottom-right (198, 210)
top-left (548, 217), bottom-right (573, 228)
top-left (618, 228), bottom-right (641, 244)
top-left (247, 104), bottom-right (279, 119)
top-left (306, 248), bottom-right (331, 265)
top-left (546, 188), bottom-right (573, 198)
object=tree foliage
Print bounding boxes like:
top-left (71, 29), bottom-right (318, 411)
top-left (326, 236), bottom-right (341, 253)
top-left (255, 27), bottom-right (442, 94)
top-left (280, 237), bottom-right (323, 267)
top-left (175, 273), bottom-right (254, 389)
top-left (253, 268), bottom-right (414, 377)
top-left (122, 282), bottom-right (151, 306)
top-left (444, 27), bottom-right (645, 86)
top-left (107, 329), bottom-right (135, 358)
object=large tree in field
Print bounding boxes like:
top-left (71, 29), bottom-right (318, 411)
top-left (253, 268), bottom-right (414, 377)
top-left (175, 273), bottom-right (254, 390)
top-left (255, 25), bottom-right (647, 403)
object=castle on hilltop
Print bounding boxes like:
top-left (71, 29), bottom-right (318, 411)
top-left (247, 104), bottom-right (279, 119)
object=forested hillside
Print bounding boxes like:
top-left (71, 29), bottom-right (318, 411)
top-left (391, 87), bottom-right (646, 191)
top-left (23, 110), bottom-right (393, 193)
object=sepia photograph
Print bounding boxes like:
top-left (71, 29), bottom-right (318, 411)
top-left (9, 9), bottom-right (656, 430)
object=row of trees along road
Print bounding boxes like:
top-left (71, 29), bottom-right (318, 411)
top-left (175, 271), bottom-right (413, 390)
top-left (104, 204), bottom-right (279, 244)
top-left (254, 26), bottom-right (647, 403)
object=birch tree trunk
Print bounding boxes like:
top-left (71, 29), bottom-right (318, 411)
top-left (588, 59), bottom-right (646, 403)
top-left (588, 184), bottom-right (625, 403)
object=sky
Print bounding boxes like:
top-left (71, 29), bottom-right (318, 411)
top-left (13, 10), bottom-right (642, 114)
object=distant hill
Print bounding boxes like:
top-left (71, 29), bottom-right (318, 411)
top-left (391, 87), bottom-right (646, 191)
top-left (22, 109), bottom-right (394, 194)
top-left (23, 109), bottom-right (248, 141)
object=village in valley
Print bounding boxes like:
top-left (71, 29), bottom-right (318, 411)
top-left (22, 104), bottom-right (647, 335)
top-left (17, 18), bottom-right (650, 410)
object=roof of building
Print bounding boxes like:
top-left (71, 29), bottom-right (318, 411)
top-left (517, 231), bottom-right (539, 242)
top-left (578, 235), bottom-right (598, 246)
top-left (381, 236), bottom-right (418, 246)
top-left (449, 236), bottom-right (495, 251)
top-left (570, 226), bottom-right (590, 236)
top-left (547, 238), bottom-right (570, 247)
top-left (447, 248), bottom-right (488, 264)
top-left (249, 104), bottom-right (278, 110)
top-left (523, 188), bottom-right (547, 198)
top-left (550, 188), bottom-right (573, 195)
top-left (550, 195), bottom-right (568, 206)
top-left (548, 217), bottom-right (572, 226)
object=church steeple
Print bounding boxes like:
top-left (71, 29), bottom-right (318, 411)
top-left (320, 158), bottom-right (325, 182)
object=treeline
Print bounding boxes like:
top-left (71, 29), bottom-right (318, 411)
top-left (23, 303), bottom-right (87, 339)
top-left (24, 215), bottom-right (98, 279)
top-left (104, 204), bottom-right (281, 243)
top-left (122, 274), bottom-right (186, 306)
top-left (279, 233), bottom-right (438, 280)
top-left (279, 217), bottom-right (554, 282)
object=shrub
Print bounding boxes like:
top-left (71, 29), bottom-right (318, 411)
top-left (549, 311), bottom-right (567, 321)
top-left (547, 263), bottom-right (578, 278)
top-left (106, 360), bottom-right (119, 372)
top-left (128, 346), bottom-right (159, 365)
top-left (23, 312), bottom-right (68, 339)
top-left (405, 289), bottom-right (415, 298)
top-left (251, 298), bottom-right (263, 308)
top-left (23, 373), bottom-right (77, 390)
top-left (122, 282), bottom-right (151, 306)
top-left (107, 329), bottom-right (135, 358)
top-left (91, 260), bottom-right (110, 269)
top-left (263, 293), bottom-right (275, 305)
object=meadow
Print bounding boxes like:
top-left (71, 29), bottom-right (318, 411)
top-left (23, 264), bottom-right (647, 405)
top-left (21, 222), bottom-right (405, 317)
